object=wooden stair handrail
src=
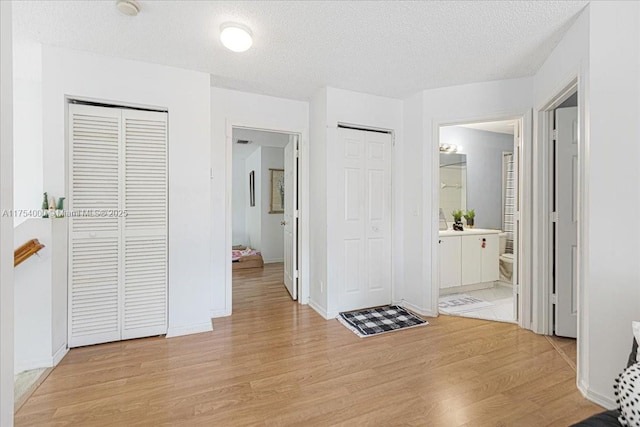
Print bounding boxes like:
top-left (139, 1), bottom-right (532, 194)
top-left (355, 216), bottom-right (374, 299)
top-left (14, 239), bottom-right (45, 267)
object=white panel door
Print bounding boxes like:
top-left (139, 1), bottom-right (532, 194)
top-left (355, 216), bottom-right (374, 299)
top-left (336, 128), bottom-right (392, 312)
top-left (439, 236), bottom-right (461, 288)
top-left (68, 104), bottom-right (122, 347)
top-left (122, 109), bottom-right (168, 340)
top-left (554, 106), bottom-right (578, 338)
top-left (282, 135), bottom-right (297, 300)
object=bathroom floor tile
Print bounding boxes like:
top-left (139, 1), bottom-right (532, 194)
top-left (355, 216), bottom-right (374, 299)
top-left (439, 285), bottom-right (516, 323)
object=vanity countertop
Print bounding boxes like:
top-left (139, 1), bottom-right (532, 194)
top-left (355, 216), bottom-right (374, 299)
top-left (439, 228), bottom-right (502, 236)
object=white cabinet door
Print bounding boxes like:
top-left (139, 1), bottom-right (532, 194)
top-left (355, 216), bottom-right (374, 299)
top-left (481, 234), bottom-right (499, 282)
top-left (461, 235), bottom-right (482, 285)
top-left (439, 236), bottom-right (461, 288)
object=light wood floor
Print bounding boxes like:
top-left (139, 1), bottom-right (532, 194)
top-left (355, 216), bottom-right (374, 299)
top-left (16, 263), bottom-right (602, 426)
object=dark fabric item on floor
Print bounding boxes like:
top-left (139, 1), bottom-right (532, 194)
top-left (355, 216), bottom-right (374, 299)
top-left (337, 305), bottom-right (427, 337)
top-left (569, 410), bottom-right (621, 427)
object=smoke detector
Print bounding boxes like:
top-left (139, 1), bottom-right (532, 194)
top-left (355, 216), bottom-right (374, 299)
top-left (236, 139), bottom-right (252, 145)
top-left (116, 0), bottom-right (140, 16)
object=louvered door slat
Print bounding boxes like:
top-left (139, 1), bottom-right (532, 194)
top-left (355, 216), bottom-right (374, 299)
top-left (70, 108), bottom-right (120, 234)
top-left (122, 235), bottom-right (167, 338)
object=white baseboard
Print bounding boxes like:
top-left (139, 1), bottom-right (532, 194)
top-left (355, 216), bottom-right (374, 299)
top-left (210, 308), bottom-right (232, 318)
top-left (263, 258), bottom-right (284, 264)
top-left (578, 379), bottom-right (616, 410)
top-left (399, 300), bottom-right (437, 317)
top-left (166, 321), bottom-right (213, 338)
top-left (52, 345), bottom-right (68, 366)
top-left (15, 357), bottom-right (52, 375)
top-left (308, 299), bottom-right (329, 319)
top-left (15, 344), bottom-right (69, 375)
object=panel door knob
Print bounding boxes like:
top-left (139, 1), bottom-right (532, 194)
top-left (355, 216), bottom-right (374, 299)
top-left (280, 221), bottom-right (286, 226)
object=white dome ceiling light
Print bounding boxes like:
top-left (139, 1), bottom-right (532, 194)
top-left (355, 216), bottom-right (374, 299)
top-left (116, 0), bottom-right (140, 17)
top-left (220, 23), bottom-right (253, 53)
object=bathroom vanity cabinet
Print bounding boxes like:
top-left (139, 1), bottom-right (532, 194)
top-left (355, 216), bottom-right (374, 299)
top-left (439, 229), bottom-right (500, 289)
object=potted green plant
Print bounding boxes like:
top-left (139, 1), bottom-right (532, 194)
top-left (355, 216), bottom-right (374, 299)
top-left (464, 209), bottom-right (475, 228)
top-left (451, 209), bottom-right (464, 231)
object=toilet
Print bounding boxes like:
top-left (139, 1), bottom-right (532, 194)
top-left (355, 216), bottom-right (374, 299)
top-left (498, 232), bottom-right (514, 282)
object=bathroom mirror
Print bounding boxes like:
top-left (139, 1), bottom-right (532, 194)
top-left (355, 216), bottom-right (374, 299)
top-left (439, 153), bottom-right (467, 224)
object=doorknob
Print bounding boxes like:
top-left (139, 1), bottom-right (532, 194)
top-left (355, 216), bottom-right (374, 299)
top-left (280, 221), bottom-right (286, 226)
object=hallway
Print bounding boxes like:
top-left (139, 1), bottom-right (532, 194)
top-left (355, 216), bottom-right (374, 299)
top-left (15, 263), bottom-right (601, 425)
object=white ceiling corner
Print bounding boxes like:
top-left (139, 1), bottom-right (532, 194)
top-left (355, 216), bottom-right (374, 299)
top-left (232, 128), bottom-right (290, 159)
top-left (456, 120), bottom-right (517, 135)
top-left (12, 0), bottom-right (588, 100)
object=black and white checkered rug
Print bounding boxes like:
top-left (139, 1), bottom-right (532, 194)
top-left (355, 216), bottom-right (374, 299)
top-left (337, 305), bottom-right (428, 338)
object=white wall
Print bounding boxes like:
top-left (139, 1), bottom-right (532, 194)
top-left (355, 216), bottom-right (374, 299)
top-left (14, 220), bottom-right (50, 373)
top-left (41, 46), bottom-right (213, 338)
top-left (13, 41), bottom-right (42, 226)
top-left (308, 88), bottom-right (328, 316)
top-left (314, 87), bottom-right (404, 319)
top-left (260, 146), bottom-right (284, 263)
top-left (400, 92), bottom-right (424, 314)
top-left (401, 78), bottom-right (533, 317)
top-left (533, 2), bottom-right (640, 408)
top-left (440, 126), bottom-right (513, 229)
top-left (532, 2), bottom-right (591, 400)
top-left (231, 153), bottom-right (247, 245)
top-left (13, 219), bottom-right (67, 374)
top-left (245, 147), bottom-right (262, 251)
top-left (585, 1), bottom-right (640, 407)
top-left (1, 0), bottom-right (15, 423)
top-left (210, 87), bottom-right (309, 317)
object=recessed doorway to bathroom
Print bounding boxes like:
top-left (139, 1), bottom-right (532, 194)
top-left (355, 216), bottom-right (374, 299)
top-left (437, 119), bottom-right (521, 323)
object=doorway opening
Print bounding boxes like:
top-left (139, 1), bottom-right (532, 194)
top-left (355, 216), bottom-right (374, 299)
top-left (230, 127), bottom-right (300, 302)
top-left (436, 118), bottom-right (522, 324)
top-left (534, 82), bottom-right (580, 373)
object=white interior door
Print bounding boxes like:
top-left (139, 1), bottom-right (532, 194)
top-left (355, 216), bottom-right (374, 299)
top-left (69, 104), bottom-right (168, 348)
top-left (512, 123), bottom-right (521, 321)
top-left (68, 104), bottom-right (122, 347)
top-left (336, 128), bottom-right (392, 312)
top-left (121, 109), bottom-right (168, 340)
top-left (283, 135), bottom-right (297, 300)
top-left (554, 107), bottom-right (578, 338)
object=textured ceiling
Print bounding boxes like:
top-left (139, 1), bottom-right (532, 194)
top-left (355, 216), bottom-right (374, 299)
top-left (12, 0), bottom-right (588, 100)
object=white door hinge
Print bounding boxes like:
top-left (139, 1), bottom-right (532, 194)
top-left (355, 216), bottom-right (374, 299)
top-left (515, 211), bottom-right (521, 221)
top-left (294, 210), bottom-right (299, 218)
top-left (551, 293), bottom-right (558, 304)
top-left (551, 211), bottom-right (558, 223)
top-left (294, 270), bottom-right (299, 279)
top-left (514, 284), bottom-right (520, 294)
top-left (552, 129), bottom-right (558, 141)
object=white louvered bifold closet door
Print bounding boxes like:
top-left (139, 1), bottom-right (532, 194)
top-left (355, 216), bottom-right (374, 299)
top-left (122, 109), bottom-right (168, 340)
top-left (68, 104), bottom-right (168, 348)
top-left (68, 105), bottom-right (123, 347)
